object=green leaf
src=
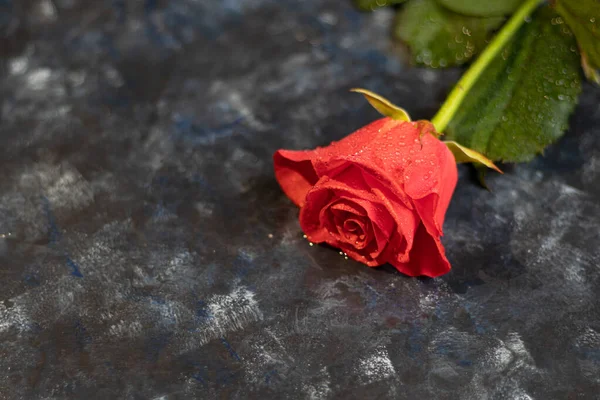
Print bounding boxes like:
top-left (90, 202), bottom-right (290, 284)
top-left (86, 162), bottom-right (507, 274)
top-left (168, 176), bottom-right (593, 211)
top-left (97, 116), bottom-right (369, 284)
top-left (444, 141), bottom-right (502, 173)
top-left (353, 0), bottom-right (406, 12)
top-left (445, 6), bottom-right (582, 163)
top-left (437, 0), bottom-right (522, 17)
top-left (394, 0), bottom-right (505, 67)
top-left (554, 0), bottom-right (600, 84)
top-left (350, 88), bottom-right (411, 121)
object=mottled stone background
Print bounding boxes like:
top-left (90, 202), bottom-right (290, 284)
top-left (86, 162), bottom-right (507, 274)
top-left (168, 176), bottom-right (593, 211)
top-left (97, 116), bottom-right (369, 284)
top-left (1, 0), bottom-right (599, 399)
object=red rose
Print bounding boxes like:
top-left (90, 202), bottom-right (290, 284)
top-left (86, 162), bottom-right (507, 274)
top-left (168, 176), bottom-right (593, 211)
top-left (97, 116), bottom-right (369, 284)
top-left (273, 117), bottom-right (458, 277)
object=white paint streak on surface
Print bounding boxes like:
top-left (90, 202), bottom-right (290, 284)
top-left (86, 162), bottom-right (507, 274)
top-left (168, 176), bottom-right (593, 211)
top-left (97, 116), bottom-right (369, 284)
top-left (205, 286), bottom-right (263, 336)
top-left (9, 56), bottom-right (28, 75)
top-left (181, 286), bottom-right (263, 352)
top-left (109, 320), bottom-right (143, 338)
top-left (0, 301), bottom-right (29, 333)
top-left (305, 367), bottom-right (332, 400)
top-left (462, 332), bottom-right (538, 400)
top-left (26, 68), bottom-right (53, 91)
top-left (358, 347), bottom-right (396, 384)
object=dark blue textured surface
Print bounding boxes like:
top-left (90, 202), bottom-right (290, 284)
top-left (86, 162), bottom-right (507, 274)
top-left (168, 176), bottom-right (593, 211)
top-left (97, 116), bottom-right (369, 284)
top-left (1, 0), bottom-right (600, 398)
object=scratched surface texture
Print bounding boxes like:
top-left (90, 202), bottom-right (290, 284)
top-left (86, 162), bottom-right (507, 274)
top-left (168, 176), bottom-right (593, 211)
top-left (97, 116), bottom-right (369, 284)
top-left (1, 0), bottom-right (600, 399)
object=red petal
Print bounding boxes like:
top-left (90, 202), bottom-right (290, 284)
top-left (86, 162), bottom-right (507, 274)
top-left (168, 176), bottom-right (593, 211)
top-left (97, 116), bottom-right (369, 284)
top-left (390, 223), bottom-right (451, 278)
top-left (330, 199), bottom-right (367, 217)
top-left (297, 179), bottom-right (332, 243)
top-left (273, 149), bottom-right (319, 207)
top-left (405, 134), bottom-right (458, 237)
top-left (434, 147), bottom-right (458, 234)
top-left (370, 187), bottom-right (418, 263)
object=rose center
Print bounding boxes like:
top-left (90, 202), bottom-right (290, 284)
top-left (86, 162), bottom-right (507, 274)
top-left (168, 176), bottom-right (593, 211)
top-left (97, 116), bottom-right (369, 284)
top-left (340, 218), bottom-right (369, 247)
top-left (326, 200), bottom-right (375, 252)
top-left (343, 219), bottom-right (364, 236)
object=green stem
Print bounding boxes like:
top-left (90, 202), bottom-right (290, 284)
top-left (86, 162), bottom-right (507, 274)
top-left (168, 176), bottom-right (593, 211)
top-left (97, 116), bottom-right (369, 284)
top-left (431, 0), bottom-right (542, 133)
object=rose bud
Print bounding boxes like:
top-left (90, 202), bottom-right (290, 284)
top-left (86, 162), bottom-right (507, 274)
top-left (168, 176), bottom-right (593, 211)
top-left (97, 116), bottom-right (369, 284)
top-left (274, 117), bottom-right (458, 277)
